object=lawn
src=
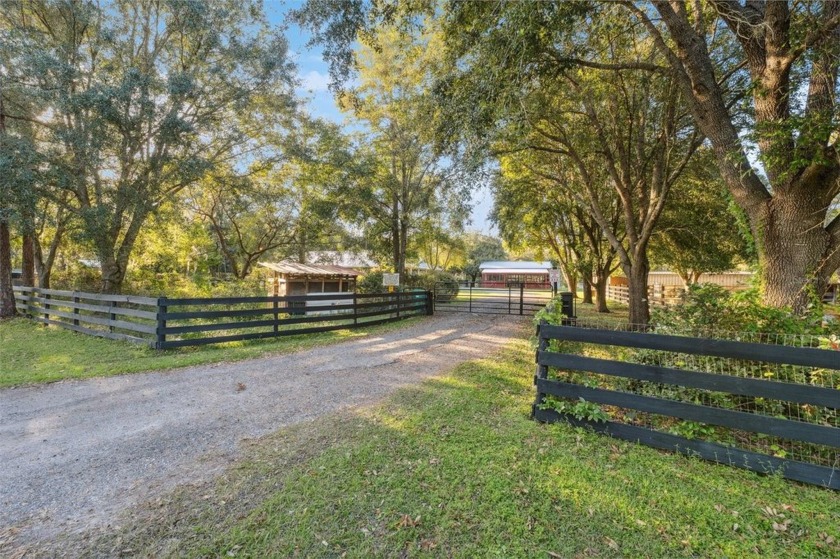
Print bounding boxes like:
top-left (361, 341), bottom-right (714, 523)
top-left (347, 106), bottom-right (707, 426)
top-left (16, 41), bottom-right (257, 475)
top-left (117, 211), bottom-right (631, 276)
top-left (77, 329), bottom-right (839, 558)
top-left (0, 317), bottom-right (422, 388)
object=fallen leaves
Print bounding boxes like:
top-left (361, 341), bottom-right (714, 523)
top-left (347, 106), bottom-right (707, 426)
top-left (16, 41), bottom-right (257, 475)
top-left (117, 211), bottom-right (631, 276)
top-left (771, 519), bottom-right (792, 533)
top-left (395, 514), bottom-right (421, 529)
top-left (418, 538), bottom-right (437, 551)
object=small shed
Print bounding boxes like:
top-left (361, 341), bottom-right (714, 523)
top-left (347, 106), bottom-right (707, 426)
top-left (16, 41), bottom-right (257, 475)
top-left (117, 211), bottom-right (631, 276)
top-left (260, 261), bottom-right (360, 297)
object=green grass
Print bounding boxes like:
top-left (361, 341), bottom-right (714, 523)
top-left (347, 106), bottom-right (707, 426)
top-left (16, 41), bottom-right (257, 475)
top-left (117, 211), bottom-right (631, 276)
top-left (80, 330), bottom-right (839, 558)
top-left (0, 317), bottom-right (422, 388)
top-left (574, 296), bottom-right (631, 326)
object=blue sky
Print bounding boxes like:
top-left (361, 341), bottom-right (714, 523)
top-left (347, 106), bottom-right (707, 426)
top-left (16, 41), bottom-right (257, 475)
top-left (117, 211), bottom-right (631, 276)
top-left (265, 1), bottom-right (496, 235)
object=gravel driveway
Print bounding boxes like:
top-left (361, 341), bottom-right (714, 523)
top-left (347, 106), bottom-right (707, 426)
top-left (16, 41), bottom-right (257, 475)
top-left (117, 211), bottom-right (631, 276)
top-left (0, 312), bottom-right (526, 552)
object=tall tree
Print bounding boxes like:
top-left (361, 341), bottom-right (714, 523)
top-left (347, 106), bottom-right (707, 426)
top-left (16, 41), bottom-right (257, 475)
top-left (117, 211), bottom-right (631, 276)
top-left (462, 234), bottom-right (507, 284)
top-left (0, 95), bottom-right (16, 317)
top-left (188, 168), bottom-right (297, 280)
top-left (337, 25), bottom-right (471, 276)
top-left (0, 94), bottom-right (40, 316)
top-left (620, 0), bottom-right (840, 311)
top-left (2, 0), bottom-right (296, 293)
top-left (454, 7), bottom-right (701, 325)
top-left (651, 148), bottom-right (753, 286)
top-left (494, 158), bottom-right (619, 312)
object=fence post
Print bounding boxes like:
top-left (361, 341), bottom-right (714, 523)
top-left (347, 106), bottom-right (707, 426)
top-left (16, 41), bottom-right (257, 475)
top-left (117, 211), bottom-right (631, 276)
top-left (396, 290), bottom-right (401, 319)
top-left (531, 319), bottom-right (549, 418)
top-left (519, 284), bottom-right (525, 315)
top-left (560, 291), bottom-right (576, 325)
top-left (426, 290), bottom-right (434, 315)
top-left (73, 292), bottom-right (80, 326)
top-left (353, 292), bottom-right (358, 326)
top-left (508, 284), bottom-right (512, 314)
top-left (43, 290), bottom-right (50, 323)
top-left (469, 283), bottom-right (472, 313)
top-left (273, 296), bottom-right (279, 336)
top-left (19, 286), bottom-right (29, 315)
top-left (109, 300), bottom-right (116, 332)
top-left (155, 297), bottom-right (168, 350)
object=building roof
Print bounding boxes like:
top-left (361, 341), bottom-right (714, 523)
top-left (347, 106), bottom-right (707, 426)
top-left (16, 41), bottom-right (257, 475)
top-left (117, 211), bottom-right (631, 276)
top-left (479, 261), bottom-right (552, 272)
top-left (307, 251), bottom-right (377, 268)
top-left (259, 261), bottom-right (360, 277)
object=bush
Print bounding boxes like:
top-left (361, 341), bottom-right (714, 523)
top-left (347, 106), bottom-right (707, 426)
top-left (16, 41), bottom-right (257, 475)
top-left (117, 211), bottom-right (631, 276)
top-left (539, 284), bottom-right (840, 465)
top-left (357, 271), bottom-right (384, 294)
top-left (338, 269), bottom-right (465, 299)
top-left (651, 283), bottom-right (831, 336)
top-left (405, 271), bottom-right (459, 301)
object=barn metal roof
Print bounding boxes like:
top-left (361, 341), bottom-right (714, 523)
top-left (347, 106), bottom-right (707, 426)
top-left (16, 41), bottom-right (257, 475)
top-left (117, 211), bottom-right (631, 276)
top-left (479, 261), bottom-right (552, 271)
top-left (480, 268), bottom-right (550, 275)
top-left (259, 261), bottom-right (361, 276)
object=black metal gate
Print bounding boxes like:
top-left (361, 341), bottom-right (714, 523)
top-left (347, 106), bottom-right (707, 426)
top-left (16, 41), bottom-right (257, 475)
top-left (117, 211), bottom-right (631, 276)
top-left (433, 282), bottom-right (553, 315)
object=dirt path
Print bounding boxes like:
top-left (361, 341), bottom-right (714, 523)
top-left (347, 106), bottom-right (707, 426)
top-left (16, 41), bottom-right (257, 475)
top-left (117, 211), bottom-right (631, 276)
top-left (0, 313), bottom-right (526, 553)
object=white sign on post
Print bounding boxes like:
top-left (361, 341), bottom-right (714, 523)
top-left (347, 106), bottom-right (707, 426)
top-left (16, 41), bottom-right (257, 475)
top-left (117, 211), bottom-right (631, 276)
top-left (382, 273), bottom-right (400, 287)
top-left (548, 269), bottom-right (561, 286)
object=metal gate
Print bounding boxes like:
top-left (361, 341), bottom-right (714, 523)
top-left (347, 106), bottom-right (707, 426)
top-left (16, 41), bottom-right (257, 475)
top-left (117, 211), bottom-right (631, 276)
top-left (433, 282), bottom-right (553, 315)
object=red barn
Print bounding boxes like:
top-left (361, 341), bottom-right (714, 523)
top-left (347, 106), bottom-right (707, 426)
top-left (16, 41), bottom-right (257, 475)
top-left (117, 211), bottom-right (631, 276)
top-left (479, 261), bottom-right (552, 289)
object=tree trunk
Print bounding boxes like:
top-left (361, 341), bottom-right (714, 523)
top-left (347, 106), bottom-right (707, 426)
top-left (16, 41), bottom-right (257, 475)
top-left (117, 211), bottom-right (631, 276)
top-left (21, 233), bottom-right (35, 287)
top-left (756, 194), bottom-right (834, 313)
top-left (624, 255), bottom-right (650, 328)
top-left (297, 229), bottom-right (307, 263)
top-left (648, 1), bottom-right (840, 313)
top-left (99, 255), bottom-right (126, 294)
top-left (593, 270), bottom-right (610, 313)
top-left (0, 221), bottom-right (17, 318)
top-left (581, 276), bottom-right (594, 305)
top-left (34, 221), bottom-right (65, 289)
top-left (560, 268), bottom-right (577, 299)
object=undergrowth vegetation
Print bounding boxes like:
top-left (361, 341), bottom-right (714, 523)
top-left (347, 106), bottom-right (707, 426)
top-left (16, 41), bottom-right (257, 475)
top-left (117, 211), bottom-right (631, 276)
top-left (535, 285), bottom-right (840, 467)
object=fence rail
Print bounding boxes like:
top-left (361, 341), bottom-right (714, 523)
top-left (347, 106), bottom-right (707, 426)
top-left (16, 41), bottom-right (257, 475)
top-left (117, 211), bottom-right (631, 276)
top-left (12, 286), bottom-right (159, 344)
top-left (606, 284), bottom-right (685, 307)
top-left (13, 287), bottom-right (432, 349)
top-left (533, 322), bottom-right (840, 489)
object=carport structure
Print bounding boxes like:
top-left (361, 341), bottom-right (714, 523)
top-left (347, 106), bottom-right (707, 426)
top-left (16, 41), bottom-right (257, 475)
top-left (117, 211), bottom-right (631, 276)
top-left (260, 261), bottom-right (360, 296)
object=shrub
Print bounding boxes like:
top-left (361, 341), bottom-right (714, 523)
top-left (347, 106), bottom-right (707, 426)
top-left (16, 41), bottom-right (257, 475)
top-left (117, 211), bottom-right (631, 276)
top-left (357, 271), bottom-right (384, 294)
top-left (538, 284), bottom-right (839, 466)
top-left (405, 271), bottom-right (459, 301)
top-left (651, 283), bottom-right (831, 336)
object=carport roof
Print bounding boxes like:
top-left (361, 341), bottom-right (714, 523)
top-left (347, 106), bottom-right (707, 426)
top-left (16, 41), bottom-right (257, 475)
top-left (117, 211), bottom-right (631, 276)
top-left (259, 261), bottom-right (360, 277)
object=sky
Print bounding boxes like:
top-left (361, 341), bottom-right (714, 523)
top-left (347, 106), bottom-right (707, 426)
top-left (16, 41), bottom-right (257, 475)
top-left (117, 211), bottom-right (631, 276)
top-left (265, 1), bottom-right (497, 235)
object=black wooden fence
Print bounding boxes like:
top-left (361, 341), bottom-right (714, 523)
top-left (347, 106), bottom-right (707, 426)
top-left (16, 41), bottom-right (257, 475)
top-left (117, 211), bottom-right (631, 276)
top-left (13, 287), bottom-right (432, 349)
top-left (533, 323), bottom-right (840, 489)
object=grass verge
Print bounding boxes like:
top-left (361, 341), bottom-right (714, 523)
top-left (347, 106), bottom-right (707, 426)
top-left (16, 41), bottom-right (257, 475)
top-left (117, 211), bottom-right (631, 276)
top-left (76, 331), bottom-right (839, 558)
top-left (0, 316), bottom-right (422, 388)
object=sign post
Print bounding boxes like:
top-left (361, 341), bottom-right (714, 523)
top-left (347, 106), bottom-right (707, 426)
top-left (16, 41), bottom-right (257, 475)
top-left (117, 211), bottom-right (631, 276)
top-left (383, 273), bottom-right (400, 293)
top-left (548, 269), bottom-right (561, 295)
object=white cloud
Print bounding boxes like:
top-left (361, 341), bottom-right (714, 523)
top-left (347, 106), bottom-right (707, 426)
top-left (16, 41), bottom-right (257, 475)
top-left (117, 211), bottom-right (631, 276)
top-left (298, 69), bottom-right (330, 92)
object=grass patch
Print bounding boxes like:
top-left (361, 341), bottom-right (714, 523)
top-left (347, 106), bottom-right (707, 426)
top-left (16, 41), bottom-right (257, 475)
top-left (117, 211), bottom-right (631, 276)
top-left (0, 317), bottom-right (422, 388)
top-left (569, 294), bottom-right (631, 328)
top-left (79, 331), bottom-right (839, 558)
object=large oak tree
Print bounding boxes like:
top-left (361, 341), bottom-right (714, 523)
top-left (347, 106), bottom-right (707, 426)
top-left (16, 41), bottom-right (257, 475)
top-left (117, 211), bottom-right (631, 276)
top-left (2, 0), bottom-right (296, 293)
